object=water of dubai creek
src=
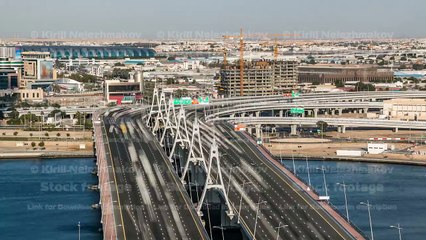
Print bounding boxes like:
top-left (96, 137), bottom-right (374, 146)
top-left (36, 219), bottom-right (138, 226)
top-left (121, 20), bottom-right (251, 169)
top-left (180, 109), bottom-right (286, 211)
top-left (280, 159), bottom-right (426, 240)
top-left (1, 157), bottom-right (425, 240)
top-left (0, 158), bottom-right (102, 240)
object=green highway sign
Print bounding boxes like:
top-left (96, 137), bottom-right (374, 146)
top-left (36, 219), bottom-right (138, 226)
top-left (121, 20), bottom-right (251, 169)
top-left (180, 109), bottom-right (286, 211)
top-left (173, 96), bottom-right (210, 105)
top-left (198, 96), bottom-right (210, 105)
top-left (290, 108), bottom-right (305, 114)
top-left (173, 97), bottom-right (192, 105)
top-left (291, 90), bottom-right (300, 98)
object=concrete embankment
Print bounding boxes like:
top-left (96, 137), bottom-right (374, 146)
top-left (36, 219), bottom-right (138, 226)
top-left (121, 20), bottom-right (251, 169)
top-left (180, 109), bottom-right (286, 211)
top-left (0, 129), bottom-right (94, 159)
top-left (93, 119), bottom-right (118, 239)
top-left (0, 151), bottom-right (94, 159)
top-left (275, 154), bottom-right (426, 167)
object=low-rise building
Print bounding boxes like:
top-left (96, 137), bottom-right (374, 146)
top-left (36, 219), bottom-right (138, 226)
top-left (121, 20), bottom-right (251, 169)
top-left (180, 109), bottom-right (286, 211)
top-left (104, 80), bottom-right (142, 105)
top-left (367, 143), bottom-right (388, 154)
top-left (0, 69), bottom-right (20, 89)
top-left (18, 88), bottom-right (44, 102)
top-left (383, 99), bottom-right (426, 121)
top-left (298, 64), bottom-right (393, 84)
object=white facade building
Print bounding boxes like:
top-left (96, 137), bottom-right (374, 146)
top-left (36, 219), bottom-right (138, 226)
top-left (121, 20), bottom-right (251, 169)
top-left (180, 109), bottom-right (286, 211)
top-left (368, 143), bottom-right (388, 154)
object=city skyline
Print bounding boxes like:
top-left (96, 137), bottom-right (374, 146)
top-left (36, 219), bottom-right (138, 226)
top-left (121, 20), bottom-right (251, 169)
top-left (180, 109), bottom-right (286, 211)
top-left (1, 0), bottom-right (426, 40)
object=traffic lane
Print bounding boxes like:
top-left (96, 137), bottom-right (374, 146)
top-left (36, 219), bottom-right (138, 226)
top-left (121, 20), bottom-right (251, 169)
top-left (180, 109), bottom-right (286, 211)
top-left (191, 116), bottom-right (343, 239)
top-left (110, 129), bottom-right (165, 239)
top-left (104, 118), bottom-right (145, 240)
top-left (220, 123), bottom-right (355, 239)
top-left (218, 123), bottom-right (354, 240)
top-left (218, 135), bottom-right (332, 240)
top-left (186, 117), bottom-right (298, 239)
top-left (222, 122), bottom-right (351, 239)
top-left (128, 117), bottom-right (210, 240)
top-left (111, 117), bottom-right (193, 240)
top-left (97, 121), bottom-right (124, 239)
top-left (186, 128), bottom-right (278, 240)
top-left (125, 119), bottom-right (190, 240)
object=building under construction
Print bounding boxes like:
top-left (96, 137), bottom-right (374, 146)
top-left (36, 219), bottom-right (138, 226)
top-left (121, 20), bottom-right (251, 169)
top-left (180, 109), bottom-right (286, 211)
top-left (219, 60), bottom-right (298, 97)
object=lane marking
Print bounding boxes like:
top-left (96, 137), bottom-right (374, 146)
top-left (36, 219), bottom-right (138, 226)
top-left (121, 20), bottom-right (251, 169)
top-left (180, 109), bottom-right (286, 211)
top-left (104, 120), bottom-right (128, 240)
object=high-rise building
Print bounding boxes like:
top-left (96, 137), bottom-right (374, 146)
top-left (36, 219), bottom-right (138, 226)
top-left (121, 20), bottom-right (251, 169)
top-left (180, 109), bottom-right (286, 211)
top-left (219, 60), bottom-right (298, 97)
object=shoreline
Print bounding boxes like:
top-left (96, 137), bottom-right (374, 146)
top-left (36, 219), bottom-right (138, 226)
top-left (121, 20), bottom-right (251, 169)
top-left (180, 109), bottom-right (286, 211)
top-left (0, 152), bottom-right (95, 160)
top-left (274, 154), bottom-right (426, 167)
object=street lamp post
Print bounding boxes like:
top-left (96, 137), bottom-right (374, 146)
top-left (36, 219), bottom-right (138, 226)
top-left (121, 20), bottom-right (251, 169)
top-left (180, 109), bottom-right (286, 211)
top-left (305, 156), bottom-right (311, 191)
top-left (337, 182), bottom-right (349, 222)
top-left (238, 181), bottom-right (253, 224)
top-left (253, 199), bottom-right (267, 240)
top-left (275, 222), bottom-right (288, 240)
top-left (390, 223), bottom-right (403, 240)
top-left (292, 154), bottom-right (296, 176)
top-left (360, 201), bottom-right (374, 240)
top-left (78, 221), bottom-right (81, 240)
top-left (317, 166), bottom-right (328, 198)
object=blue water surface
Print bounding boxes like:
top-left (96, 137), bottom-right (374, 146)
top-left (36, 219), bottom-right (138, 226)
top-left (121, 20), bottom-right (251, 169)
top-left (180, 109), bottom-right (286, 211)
top-left (0, 158), bottom-right (102, 240)
top-left (280, 159), bottom-right (426, 240)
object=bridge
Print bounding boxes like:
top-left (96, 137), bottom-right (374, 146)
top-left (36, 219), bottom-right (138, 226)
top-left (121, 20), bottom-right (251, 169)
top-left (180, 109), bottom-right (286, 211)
top-left (208, 116), bottom-right (426, 135)
top-left (209, 91), bottom-right (426, 106)
top-left (205, 102), bottom-right (384, 119)
top-left (93, 88), bottom-right (379, 239)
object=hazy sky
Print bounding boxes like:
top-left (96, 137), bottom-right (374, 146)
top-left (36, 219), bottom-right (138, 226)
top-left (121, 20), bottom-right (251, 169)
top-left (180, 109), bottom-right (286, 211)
top-left (1, 0), bottom-right (425, 40)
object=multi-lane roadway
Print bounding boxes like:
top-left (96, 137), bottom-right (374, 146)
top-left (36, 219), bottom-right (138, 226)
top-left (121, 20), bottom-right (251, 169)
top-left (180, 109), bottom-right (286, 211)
top-left (187, 116), bottom-right (364, 240)
top-left (101, 108), bottom-right (209, 240)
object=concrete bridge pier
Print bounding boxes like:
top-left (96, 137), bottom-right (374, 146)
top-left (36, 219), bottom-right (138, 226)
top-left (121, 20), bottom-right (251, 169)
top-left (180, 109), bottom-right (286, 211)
top-left (290, 124), bottom-right (298, 135)
top-left (279, 110), bottom-right (283, 117)
top-left (246, 126), bottom-right (253, 136)
top-left (313, 108), bottom-right (318, 118)
top-left (255, 111), bottom-right (260, 117)
top-left (338, 109), bottom-right (343, 116)
top-left (394, 127), bottom-right (399, 133)
top-left (337, 125), bottom-right (346, 133)
top-left (255, 124), bottom-right (262, 138)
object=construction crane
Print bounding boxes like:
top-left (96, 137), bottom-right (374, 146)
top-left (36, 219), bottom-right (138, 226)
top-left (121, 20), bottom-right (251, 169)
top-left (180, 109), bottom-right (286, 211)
top-left (260, 38), bottom-right (283, 61)
top-left (222, 29), bottom-right (298, 96)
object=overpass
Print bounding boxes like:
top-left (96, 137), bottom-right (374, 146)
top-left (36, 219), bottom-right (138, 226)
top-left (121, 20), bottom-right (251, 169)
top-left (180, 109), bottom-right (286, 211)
top-left (205, 102), bottom-right (384, 119)
top-left (207, 116), bottom-right (426, 135)
top-left (208, 91), bottom-right (426, 106)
